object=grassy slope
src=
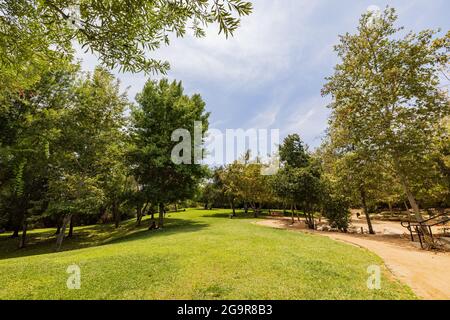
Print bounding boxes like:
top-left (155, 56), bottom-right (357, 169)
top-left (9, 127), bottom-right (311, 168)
top-left (0, 209), bottom-right (416, 300)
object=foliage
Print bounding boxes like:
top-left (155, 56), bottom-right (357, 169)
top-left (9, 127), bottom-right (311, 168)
top-left (322, 7), bottom-right (450, 221)
top-left (238, 162), bottom-right (272, 215)
top-left (0, 63), bottom-right (130, 247)
top-left (0, 0), bottom-right (253, 76)
top-left (321, 192), bottom-right (351, 232)
top-left (198, 167), bottom-right (228, 209)
top-left (279, 134), bottom-right (309, 168)
top-left (0, 58), bottom-right (79, 238)
top-left (129, 79), bottom-right (210, 227)
top-left (219, 162), bottom-right (243, 209)
top-left (271, 134), bottom-right (323, 227)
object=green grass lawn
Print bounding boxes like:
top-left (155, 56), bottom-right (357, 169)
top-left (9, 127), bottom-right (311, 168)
top-left (0, 209), bottom-right (416, 300)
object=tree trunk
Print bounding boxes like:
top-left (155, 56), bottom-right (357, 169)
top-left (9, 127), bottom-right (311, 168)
top-left (55, 224), bottom-right (61, 235)
top-left (304, 203), bottom-right (311, 229)
top-left (399, 175), bottom-right (434, 242)
top-left (305, 209), bottom-right (315, 230)
top-left (252, 203), bottom-right (258, 218)
top-left (67, 215), bottom-right (74, 238)
top-left (295, 204), bottom-right (300, 222)
top-left (142, 202), bottom-right (149, 215)
top-left (306, 213), bottom-right (312, 229)
top-left (401, 181), bottom-right (422, 221)
top-left (136, 204), bottom-right (143, 226)
top-left (388, 201), bottom-right (394, 216)
top-left (174, 204), bottom-right (178, 212)
top-left (393, 156), bottom-right (423, 222)
top-left (18, 218), bottom-right (27, 249)
top-left (230, 199), bottom-right (236, 216)
top-left (393, 156), bottom-right (430, 240)
top-left (158, 203), bottom-right (164, 229)
top-left (291, 204), bottom-right (295, 224)
top-left (55, 213), bottom-right (72, 251)
top-left (113, 201), bottom-right (120, 228)
top-left (98, 206), bottom-right (106, 223)
top-left (404, 201), bottom-right (409, 213)
top-left (360, 187), bottom-right (375, 235)
top-left (10, 226), bottom-right (20, 238)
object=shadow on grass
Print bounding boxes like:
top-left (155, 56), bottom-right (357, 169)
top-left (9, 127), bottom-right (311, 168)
top-left (106, 218), bottom-right (209, 246)
top-left (0, 216), bottom-right (208, 261)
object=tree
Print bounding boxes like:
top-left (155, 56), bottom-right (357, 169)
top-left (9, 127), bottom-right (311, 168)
top-left (47, 67), bottom-right (128, 249)
top-left (319, 128), bottom-right (391, 234)
top-left (321, 192), bottom-right (351, 232)
top-left (279, 134), bottom-right (309, 168)
top-left (197, 168), bottom-right (227, 210)
top-left (271, 134), bottom-right (323, 228)
top-left (199, 181), bottom-right (218, 210)
top-left (314, 146), bottom-right (354, 233)
top-left (1, 0), bottom-right (253, 78)
top-left (322, 7), bottom-right (450, 223)
top-left (47, 175), bottom-right (104, 250)
top-left (129, 79), bottom-right (209, 228)
top-left (238, 162), bottom-right (270, 217)
top-left (219, 162), bottom-right (244, 216)
top-left (0, 59), bottom-right (78, 247)
top-left (81, 69), bottom-right (130, 229)
top-left (270, 168), bottom-right (295, 222)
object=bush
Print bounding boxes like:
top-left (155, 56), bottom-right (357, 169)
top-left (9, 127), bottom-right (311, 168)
top-left (322, 195), bottom-right (351, 232)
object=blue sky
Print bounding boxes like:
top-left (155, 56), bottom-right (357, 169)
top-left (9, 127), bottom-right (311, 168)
top-left (77, 0), bottom-right (450, 152)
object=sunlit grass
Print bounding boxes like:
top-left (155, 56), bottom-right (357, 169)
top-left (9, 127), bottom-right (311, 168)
top-left (0, 209), bottom-right (416, 300)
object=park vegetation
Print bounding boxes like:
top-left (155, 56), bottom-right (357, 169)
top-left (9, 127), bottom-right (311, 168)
top-left (0, 0), bottom-right (251, 249)
top-left (198, 8), bottom-right (450, 236)
top-left (0, 4), bottom-right (449, 252)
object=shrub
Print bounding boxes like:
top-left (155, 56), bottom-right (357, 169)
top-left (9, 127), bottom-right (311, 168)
top-left (322, 195), bottom-right (351, 232)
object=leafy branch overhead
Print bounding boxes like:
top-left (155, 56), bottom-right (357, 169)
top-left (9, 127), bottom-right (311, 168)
top-left (0, 0), bottom-right (253, 74)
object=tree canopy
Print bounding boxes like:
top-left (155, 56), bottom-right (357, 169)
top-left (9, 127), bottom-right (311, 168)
top-left (129, 79), bottom-right (210, 228)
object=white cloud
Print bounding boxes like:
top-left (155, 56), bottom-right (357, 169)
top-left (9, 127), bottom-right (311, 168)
top-left (72, 0), bottom-right (449, 151)
top-left (247, 104), bottom-right (280, 129)
top-left (282, 96), bottom-right (331, 147)
top-left (154, 0), bottom-right (322, 88)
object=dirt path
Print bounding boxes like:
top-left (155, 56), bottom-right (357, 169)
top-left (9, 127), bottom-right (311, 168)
top-left (257, 218), bottom-right (450, 300)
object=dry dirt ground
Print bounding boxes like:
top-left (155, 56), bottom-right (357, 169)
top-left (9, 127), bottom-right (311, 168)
top-left (256, 216), bottom-right (450, 300)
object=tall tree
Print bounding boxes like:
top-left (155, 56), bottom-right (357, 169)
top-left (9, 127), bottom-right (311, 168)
top-left (48, 67), bottom-right (128, 249)
top-left (219, 162), bottom-right (243, 216)
top-left (0, 59), bottom-right (78, 247)
top-left (130, 79), bottom-right (209, 228)
top-left (322, 7), bottom-right (450, 223)
top-left (238, 162), bottom-right (271, 217)
top-left (271, 134), bottom-right (323, 228)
